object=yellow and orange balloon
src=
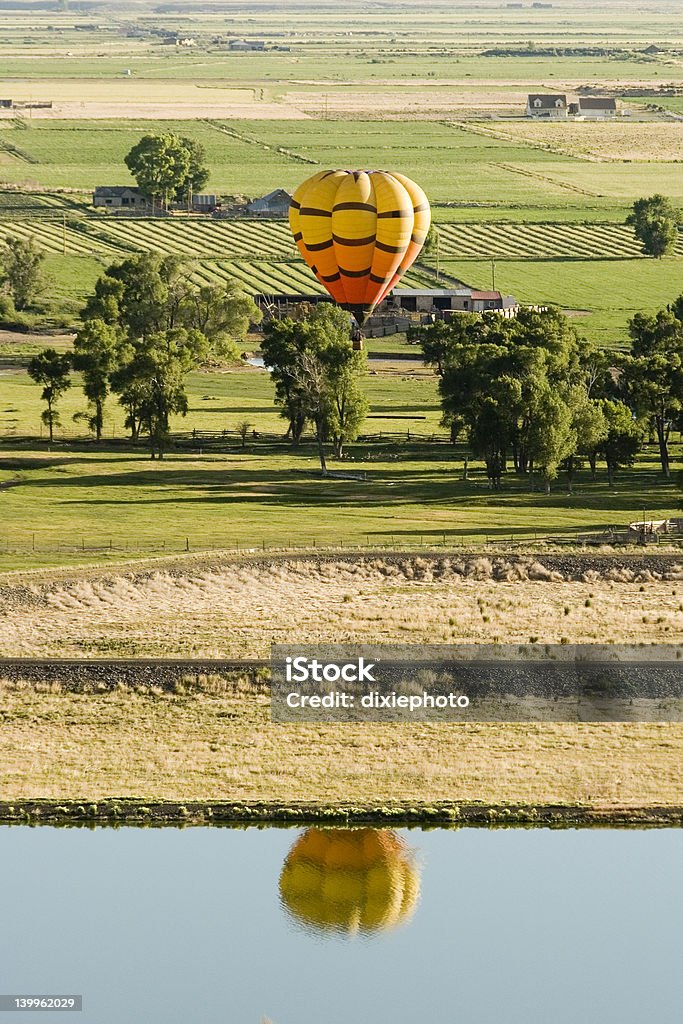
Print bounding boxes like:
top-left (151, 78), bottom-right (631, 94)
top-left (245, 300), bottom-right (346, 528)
top-left (289, 170), bottom-right (431, 326)
top-left (279, 828), bottom-right (420, 936)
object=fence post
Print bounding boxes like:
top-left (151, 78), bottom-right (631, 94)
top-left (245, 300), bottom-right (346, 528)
top-left (185, 537), bottom-right (190, 551)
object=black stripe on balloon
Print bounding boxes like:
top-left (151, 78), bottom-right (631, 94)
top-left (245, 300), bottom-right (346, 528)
top-left (377, 209), bottom-right (411, 219)
top-left (369, 273), bottom-right (388, 284)
top-left (332, 234), bottom-right (376, 246)
top-left (375, 241), bottom-right (408, 254)
top-left (292, 232), bottom-right (303, 242)
top-left (413, 203), bottom-right (430, 214)
top-left (339, 267), bottom-right (372, 278)
top-left (333, 202), bottom-right (377, 213)
top-left (300, 207), bottom-right (333, 217)
top-left (290, 199), bottom-right (301, 210)
top-left (321, 272), bottom-right (341, 282)
top-left (306, 239), bottom-right (334, 251)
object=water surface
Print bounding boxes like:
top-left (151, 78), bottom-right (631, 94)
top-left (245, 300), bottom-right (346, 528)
top-left (1, 825), bottom-right (680, 1023)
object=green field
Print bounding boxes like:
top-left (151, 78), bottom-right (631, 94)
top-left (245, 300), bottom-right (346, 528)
top-left (3, 118), bottom-right (682, 213)
top-left (1, 357), bottom-right (681, 568)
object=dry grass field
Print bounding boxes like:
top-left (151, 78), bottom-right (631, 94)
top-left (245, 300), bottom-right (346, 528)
top-left (0, 553), bottom-right (681, 810)
top-left (0, 680), bottom-right (679, 808)
top-left (489, 121), bottom-right (683, 163)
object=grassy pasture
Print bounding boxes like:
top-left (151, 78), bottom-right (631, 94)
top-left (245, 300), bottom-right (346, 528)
top-left (486, 121), bottom-right (683, 163)
top-left (0, 442), bottom-right (679, 569)
top-left (0, 358), bottom-right (681, 567)
top-left (436, 257), bottom-right (683, 345)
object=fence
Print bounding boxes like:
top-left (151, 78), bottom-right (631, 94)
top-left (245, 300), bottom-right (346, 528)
top-left (2, 528), bottom-right (670, 560)
top-left (0, 425), bottom-right (453, 446)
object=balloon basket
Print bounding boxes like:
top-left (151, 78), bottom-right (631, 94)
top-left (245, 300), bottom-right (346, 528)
top-left (352, 336), bottom-right (363, 352)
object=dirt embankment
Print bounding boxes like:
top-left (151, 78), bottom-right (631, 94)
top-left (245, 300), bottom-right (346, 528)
top-left (2, 551), bottom-right (683, 659)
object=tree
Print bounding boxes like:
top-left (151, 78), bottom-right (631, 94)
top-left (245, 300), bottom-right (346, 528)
top-left (1, 235), bottom-right (47, 310)
top-left (84, 254), bottom-right (259, 454)
top-left (563, 387), bottom-right (607, 493)
top-left (261, 317), bottom-right (311, 443)
top-left (124, 134), bottom-right (209, 209)
top-left (262, 304), bottom-right (368, 471)
top-left (626, 195), bottom-right (680, 258)
top-left (72, 319), bottom-right (121, 441)
top-left (527, 386), bottom-right (576, 494)
top-left (412, 307), bottom-right (589, 490)
top-left (111, 329), bottom-right (203, 458)
top-left (624, 306), bottom-right (683, 477)
top-left (180, 136), bottom-right (210, 197)
top-left (27, 348), bottom-right (71, 442)
top-left (600, 400), bottom-right (643, 487)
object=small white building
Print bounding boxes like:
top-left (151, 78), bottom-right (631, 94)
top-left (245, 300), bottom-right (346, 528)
top-left (526, 94), bottom-right (568, 119)
top-left (569, 97), bottom-right (617, 119)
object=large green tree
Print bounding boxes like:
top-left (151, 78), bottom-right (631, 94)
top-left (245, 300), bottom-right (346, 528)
top-left (626, 194), bottom-right (680, 258)
top-left (27, 348), bottom-right (71, 442)
top-left (624, 305), bottom-right (683, 478)
top-left (600, 400), bottom-right (644, 487)
top-left (124, 134), bottom-right (209, 208)
top-left (413, 307), bottom-right (590, 490)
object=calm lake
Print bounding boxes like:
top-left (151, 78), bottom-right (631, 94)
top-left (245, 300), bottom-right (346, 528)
top-left (1, 825), bottom-right (681, 1024)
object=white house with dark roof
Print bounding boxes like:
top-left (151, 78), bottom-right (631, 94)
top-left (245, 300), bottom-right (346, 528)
top-left (526, 94), bottom-right (568, 118)
top-left (569, 96), bottom-right (617, 119)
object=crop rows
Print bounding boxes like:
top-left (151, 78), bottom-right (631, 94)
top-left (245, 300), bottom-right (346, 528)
top-left (189, 260), bottom-right (444, 296)
top-left (98, 218), bottom-right (298, 259)
top-left (2, 219), bottom-right (124, 256)
top-left (0, 190), bottom-right (89, 219)
top-left (435, 222), bottom-right (683, 259)
top-left (6, 214), bottom-right (680, 263)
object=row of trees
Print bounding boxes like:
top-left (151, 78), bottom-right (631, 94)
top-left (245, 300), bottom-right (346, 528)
top-left (408, 297), bottom-right (683, 491)
top-left (28, 254), bottom-right (259, 452)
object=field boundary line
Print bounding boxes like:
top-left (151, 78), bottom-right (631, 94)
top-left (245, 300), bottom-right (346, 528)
top-left (444, 119), bottom-right (613, 163)
top-left (201, 119), bottom-right (319, 166)
top-left (495, 162), bottom-right (605, 197)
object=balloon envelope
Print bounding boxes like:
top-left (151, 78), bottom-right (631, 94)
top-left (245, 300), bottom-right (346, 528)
top-left (289, 170), bottom-right (431, 326)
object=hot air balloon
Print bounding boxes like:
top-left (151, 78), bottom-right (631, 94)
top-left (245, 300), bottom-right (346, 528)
top-left (279, 827), bottom-right (420, 936)
top-left (289, 170), bottom-right (431, 346)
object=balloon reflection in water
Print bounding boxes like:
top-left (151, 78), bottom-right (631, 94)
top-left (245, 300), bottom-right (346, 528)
top-left (279, 828), bottom-right (421, 936)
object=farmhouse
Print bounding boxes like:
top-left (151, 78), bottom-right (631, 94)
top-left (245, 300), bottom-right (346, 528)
top-left (382, 288), bottom-right (520, 317)
top-left (526, 94), bottom-right (568, 118)
top-left (93, 186), bottom-right (146, 209)
top-left (569, 96), bottom-right (617, 118)
top-left (247, 189), bottom-right (293, 217)
top-left (229, 39), bottom-right (266, 52)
